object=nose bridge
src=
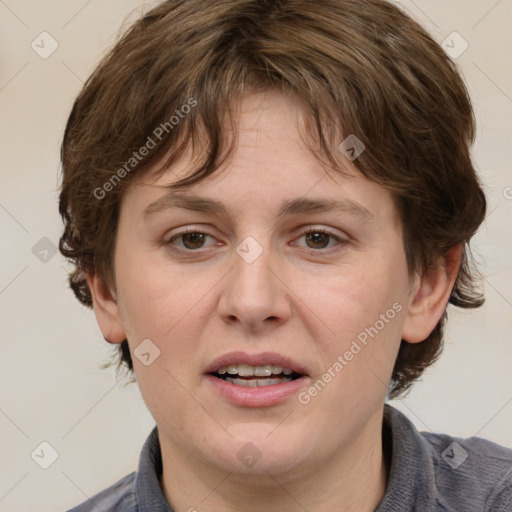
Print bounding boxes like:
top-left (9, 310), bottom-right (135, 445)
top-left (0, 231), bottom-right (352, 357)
top-left (219, 233), bottom-right (291, 327)
top-left (233, 234), bottom-right (277, 299)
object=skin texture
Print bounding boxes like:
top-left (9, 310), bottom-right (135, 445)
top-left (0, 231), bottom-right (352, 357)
top-left (87, 90), bottom-right (460, 512)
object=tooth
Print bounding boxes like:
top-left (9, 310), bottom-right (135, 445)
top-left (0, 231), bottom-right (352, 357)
top-left (225, 377), bottom-right (258, 387)
top-left (227, 365), bottom-right (238, 375)
top-left (283, 368), bottom-right (293, 375)
top-left (218, 367), bottom-right (227, 375)
top-left (257, 378), bottom-right (286, 386)
top-left (237, 364), bottom-right (255, 377)
top-left (271, 366), bottom-right (283, 374)
top-left (254, 365), bottom-right (272, 377)
top-left (224, 376), bottom-right (292, 387)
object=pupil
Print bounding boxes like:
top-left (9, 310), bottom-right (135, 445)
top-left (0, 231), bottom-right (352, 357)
top-left (307, 232), bottom-right (328, 248)
top-left (184, 232), bottom-right (204, 249)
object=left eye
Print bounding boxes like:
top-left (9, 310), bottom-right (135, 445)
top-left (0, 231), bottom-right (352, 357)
top-left (166, 229), bottom-right (216, 251)
top-left (296, 228), bottom-right (343, 251)
top-left (166, 228), bottom-right (344, 252)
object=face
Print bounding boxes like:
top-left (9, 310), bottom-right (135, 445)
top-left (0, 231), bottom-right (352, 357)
top-left (92, 90), bottom-right (421, 479)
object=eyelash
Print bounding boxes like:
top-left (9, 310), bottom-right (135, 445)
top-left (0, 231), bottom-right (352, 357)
top-left (165, 226), bottom-right (347, 254)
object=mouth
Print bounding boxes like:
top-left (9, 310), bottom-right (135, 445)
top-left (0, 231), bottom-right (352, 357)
top-left (204, 351), bottom-right (309, 407)
top-left (210, 364), bottom-right (302, 387)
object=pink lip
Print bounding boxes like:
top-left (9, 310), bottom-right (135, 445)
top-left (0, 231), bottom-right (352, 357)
top-left (203, 351), bottom-right (310, 407)
top-left (205, 374), bottom-right (310, 407)
top-left (203, 351), bottom-right (309, 376)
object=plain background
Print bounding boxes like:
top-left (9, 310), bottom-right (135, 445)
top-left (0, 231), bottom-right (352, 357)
top-left (1, 1), bottom-right (511, 510)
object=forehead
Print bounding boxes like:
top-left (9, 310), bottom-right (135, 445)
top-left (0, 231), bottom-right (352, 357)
top-left (122, 91), bottom-right (399, 227)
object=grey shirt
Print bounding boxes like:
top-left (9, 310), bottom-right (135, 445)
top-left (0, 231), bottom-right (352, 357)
top-left (66, 404), bottom-right (512, 511)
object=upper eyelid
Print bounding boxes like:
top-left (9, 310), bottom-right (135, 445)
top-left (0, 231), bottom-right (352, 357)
top-left (166, 225), bottom-right (347, 248)
top-left (167, 225), bottom-right (343, 238)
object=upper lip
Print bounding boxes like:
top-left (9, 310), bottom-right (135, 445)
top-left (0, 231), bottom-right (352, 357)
top-left (204, 351), bottom-right (309, 376)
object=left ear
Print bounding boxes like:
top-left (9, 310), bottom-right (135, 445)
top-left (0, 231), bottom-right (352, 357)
top-left (401, 244), bottom-right (462, 343)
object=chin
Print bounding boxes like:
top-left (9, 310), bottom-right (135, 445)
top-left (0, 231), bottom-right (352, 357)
top-left (204, 426), bottom-right (316, 477)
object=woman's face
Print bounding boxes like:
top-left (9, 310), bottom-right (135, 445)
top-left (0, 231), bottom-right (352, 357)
top-left (95, 90), bottom-right (416, 477)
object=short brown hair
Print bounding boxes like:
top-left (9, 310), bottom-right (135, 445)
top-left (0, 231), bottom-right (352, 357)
top-left (58, 0), bottom-right (486, 398)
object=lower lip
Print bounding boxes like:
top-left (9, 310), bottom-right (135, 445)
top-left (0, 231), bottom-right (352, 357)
top-left (205, 374), bottom-right (310, 407)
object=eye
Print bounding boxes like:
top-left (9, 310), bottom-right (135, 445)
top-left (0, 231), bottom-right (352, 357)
top-left (294, 227), bottom-right (346, 252)
top-left (166, 228), bottom-right (216, 251)
top-left (165, 226), bottom-right (347, 253)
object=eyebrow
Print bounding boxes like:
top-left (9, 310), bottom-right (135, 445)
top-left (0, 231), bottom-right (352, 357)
top-left (143, 191), bottom-right (374, 222)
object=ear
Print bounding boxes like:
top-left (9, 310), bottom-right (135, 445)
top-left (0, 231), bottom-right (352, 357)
top-left (401, 245), bottom-right (462, 343)
top-left (86, 270), bottom-right (127, 344)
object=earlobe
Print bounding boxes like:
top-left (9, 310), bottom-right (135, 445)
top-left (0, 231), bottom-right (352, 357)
top-left (86, 270), bottom-right (127, 344)
top-left (401, 245), bottom-right (462, 344)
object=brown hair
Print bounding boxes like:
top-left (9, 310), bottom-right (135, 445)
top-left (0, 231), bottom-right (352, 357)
top-left (58, 0), bottom-right (486, 398)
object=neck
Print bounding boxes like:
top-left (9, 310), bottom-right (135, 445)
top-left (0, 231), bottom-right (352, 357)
top-left (159, 407), bottom-right (389, 512)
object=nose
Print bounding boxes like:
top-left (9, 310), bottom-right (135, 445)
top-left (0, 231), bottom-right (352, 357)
top-left (217, 239), bottom-right (292, 333)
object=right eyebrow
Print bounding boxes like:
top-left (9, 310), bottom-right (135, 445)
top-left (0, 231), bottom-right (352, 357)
top-left (143, 191), bottom-right (375, 223)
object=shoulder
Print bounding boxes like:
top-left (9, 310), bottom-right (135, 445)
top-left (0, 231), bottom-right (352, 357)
top-left (421, 430), bottom-right (512, 511)
top-left (65, 471), bottom-right (137, 512)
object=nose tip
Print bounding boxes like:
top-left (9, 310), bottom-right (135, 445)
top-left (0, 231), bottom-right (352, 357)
top-left (218, 243), bottom-right (292, 331)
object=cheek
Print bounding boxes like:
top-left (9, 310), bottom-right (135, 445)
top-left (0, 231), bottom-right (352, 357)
top-left (114, 252), bottom-right (177, 343)
top-left (311, 249), bottom-right (409, 384)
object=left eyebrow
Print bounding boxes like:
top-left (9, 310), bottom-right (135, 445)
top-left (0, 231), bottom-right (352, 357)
top-left (143, 191), bottom-right (375, 223)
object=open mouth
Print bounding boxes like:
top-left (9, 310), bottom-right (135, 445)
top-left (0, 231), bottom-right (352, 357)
top-left (210, 364), bottom-right (302, 387)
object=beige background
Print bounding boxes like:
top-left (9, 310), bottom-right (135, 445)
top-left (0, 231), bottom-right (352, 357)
top-left (1, 1), bottom-right (511, 510)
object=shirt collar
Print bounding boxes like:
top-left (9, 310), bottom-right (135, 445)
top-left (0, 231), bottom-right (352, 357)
top-left (133, 404), bottom-right (444, 511)
top-left (134, 426), bottom-right (174, 512)
top-left (376, 403), bottom-right (443, 511)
